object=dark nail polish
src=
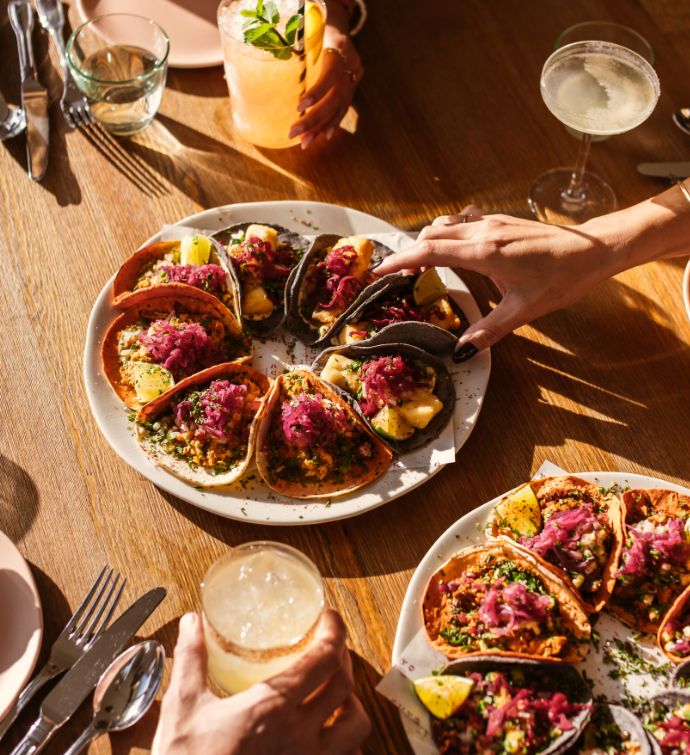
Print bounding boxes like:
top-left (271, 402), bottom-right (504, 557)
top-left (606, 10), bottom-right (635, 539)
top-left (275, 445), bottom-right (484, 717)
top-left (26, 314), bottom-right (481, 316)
top-left (453, 343), bottom-right (478, 363)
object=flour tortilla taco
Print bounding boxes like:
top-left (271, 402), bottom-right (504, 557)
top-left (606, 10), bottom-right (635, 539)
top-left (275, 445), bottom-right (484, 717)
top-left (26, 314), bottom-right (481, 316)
top-left (255, 369), bottom-right (393, 499)
top-left (286, 234), bottom-right (396, 345)
top-left (213, 222), bottom-right (307, 337)
top-left (422, 541), bottom-right (591, 662)
top-left (312, 340), bottom-right (455, 454)
top-left (135, 363), bottom-right (270, 487)
top-left (486, 476), bottom-right (624, 613)
top-left (610, 488), bottom-right (690, 634)
top-left (112, 234), bottom-right (240, 320)
top-left (102, 288), bottom-right (251, 408)
top-left (659, 588), bottom-right (690, 664)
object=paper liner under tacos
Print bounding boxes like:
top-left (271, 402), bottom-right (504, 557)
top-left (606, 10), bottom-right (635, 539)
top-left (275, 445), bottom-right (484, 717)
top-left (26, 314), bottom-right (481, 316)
top-left (213, 223), bottom-right (308, 337)
top-left (102, 288), bottom-right (250, 408)
top-left (422, 541), bottom-right (591, 662)
top-left (571, 703), bottom-right (651, 755)
top-left (311, 340), bottom-right (455, 454)
top-left (255, 369), bottom-right (393, 499)
top-left (285, 234), bottom-right (397, 346)
top-left (610, 488), bottom-right (690, 634)
top-left (329, 273), bottom-right (469, 355)
top-left (136, 363), bottom-right (270, 487)
top-left (112, 237), bottom-right (241, 322)
top-left (486, 475), bottom-right (625, 613)
top-left (435, 655), bottom-right (592, 755)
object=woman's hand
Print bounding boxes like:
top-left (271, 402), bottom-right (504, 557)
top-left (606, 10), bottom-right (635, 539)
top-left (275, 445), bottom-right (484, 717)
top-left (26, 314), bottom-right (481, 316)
top-left (289, 8), bottom-right (363, 149)
top-left (152, 610), bottom-right (371, 755)
top-left (375, 206), bottom-right (625, 360)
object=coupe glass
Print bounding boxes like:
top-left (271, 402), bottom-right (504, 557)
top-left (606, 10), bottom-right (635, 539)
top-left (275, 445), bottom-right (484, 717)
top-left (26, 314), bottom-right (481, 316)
top-left (201, 541), bottom-right (325, 695)
top-left (529, 39), bottom-right (660, 225)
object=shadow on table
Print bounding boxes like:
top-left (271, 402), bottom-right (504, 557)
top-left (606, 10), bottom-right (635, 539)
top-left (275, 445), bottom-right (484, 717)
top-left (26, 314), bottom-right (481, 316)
top-left (0, 455), bottom-right (40, 541)
top-left (166, 66), bottom-right (227, 98)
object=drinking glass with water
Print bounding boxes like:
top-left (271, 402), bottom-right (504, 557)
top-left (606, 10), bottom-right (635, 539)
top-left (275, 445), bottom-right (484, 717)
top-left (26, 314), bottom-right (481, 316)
top-left (67, 14), bottom-right (169, 135)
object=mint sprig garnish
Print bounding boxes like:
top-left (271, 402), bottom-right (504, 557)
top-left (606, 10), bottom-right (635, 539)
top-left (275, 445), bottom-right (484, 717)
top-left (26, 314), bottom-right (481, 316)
top-left (241, 0), bottom-right (302, 61)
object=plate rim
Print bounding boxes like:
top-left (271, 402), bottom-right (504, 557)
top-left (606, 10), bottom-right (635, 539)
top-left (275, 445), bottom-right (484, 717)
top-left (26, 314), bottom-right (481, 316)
top-left (82, 200), bottom-right (491, 525)
top-left (0, 529), bottom-right (43, 721)
top-left (392, 469), bottom-right (690, 754)
top-left (683, 258), bottom-right (690, 323)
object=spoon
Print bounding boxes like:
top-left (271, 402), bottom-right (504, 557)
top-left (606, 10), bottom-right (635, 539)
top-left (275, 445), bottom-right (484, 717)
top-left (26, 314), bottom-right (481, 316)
top-left (0, 90), bottom-right (26, 141)
top-left (63, 640), bottom-right (165, 755)
top-left (673, 108), bottom-right (690, 137)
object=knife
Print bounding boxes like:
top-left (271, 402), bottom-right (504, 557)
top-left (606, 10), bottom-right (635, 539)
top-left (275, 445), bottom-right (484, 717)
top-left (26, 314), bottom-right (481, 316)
top-left (637, 161), bottom-right (690, 179)
top-left (10, 587), bottom-right (166, 755)
top-left (8, 0), bottom-right (49, 181)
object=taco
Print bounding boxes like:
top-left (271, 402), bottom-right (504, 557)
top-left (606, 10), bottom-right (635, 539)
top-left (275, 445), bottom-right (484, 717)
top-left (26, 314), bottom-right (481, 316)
top-left (102, 289), bottom-right (251, 408)
top-left (285, 234), bottom-right (396, 345)
top-left (418, 656), bottom-right (592, 755)
top-left (659, 588), bottom-right (690, 663)
top-left (646, 692), bottom-right (690, 755)
top-left (486, 476), bottom-right (624, 613)
top-left (572, 703), bottom-right (650, 755)
top-left (422, 541), bottom-right (591, 662)
top-left (213, 223), bottom-right (307, 336)
top-left (312, 341), bottom-right (455, 453)
top-left (610, 489), bottom-right (690, 634)
top-left (136, 363), bottom-right (270, 487)
top-left (112, 234), bottom-right (240, 319)
top-left (330, 270), bottom-right (468, 354)
top-left (255, 369), bottom-right (393, 499)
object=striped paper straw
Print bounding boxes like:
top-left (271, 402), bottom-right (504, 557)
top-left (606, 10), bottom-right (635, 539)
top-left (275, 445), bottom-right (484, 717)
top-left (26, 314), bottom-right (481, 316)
top-left (294, 0), bottom-right (307, 94)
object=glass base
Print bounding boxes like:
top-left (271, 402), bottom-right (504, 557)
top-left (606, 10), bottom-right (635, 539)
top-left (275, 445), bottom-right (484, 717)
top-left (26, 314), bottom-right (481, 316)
top-left (529, 167), bottom-right (616, 225)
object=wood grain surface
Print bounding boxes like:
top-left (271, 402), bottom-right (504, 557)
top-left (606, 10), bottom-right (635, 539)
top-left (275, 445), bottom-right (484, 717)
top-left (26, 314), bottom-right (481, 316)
top-left (1, 0), bottom-right (689, 752)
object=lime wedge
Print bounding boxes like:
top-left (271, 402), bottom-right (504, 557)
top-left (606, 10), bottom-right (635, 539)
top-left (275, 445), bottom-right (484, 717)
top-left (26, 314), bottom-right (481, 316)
top-left (180, 235), bottom-right (211, 266)
top-left (413, 269), bottom-right (447, 306)
top-left (133, 363), bottom-right (174, 404)
top-left (413, 675), bottom-right (474, 719)
top-left (494, 484), bottom-right (542, 537)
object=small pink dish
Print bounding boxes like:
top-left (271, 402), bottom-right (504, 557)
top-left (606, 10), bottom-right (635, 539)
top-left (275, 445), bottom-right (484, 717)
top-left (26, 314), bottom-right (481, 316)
top-left (684, 260), bottom-right (690, 323)
top-left (0, 530), bottom-right (42, 721)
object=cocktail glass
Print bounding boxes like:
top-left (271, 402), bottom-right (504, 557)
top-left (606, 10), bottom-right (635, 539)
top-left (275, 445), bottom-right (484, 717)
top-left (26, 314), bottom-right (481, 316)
top-left (201, 541), bottom-right (325, 695)
top-left (529, 40), bottom-right (660, 225)
top-left (218, 0), bottom-right (326, 149)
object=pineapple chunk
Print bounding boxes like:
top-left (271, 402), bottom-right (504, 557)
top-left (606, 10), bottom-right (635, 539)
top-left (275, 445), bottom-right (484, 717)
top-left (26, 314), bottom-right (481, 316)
top-left (242, 281), bottom-right (274, 318)
top-left (413, 675), bottom-right (474, 720)
top-left (320, 354), bottom-right (357, 391)
top-left (413, 268), bottom-right (447, 306)
top-left (427, 297), bottom-right (462, 331)
top-left (334, 323), bottom-right (368, 345)
top-left (180, 234), bottom-right (211, 266)
top-left (398, 390), bottom-right (443, 429)
top-left (244, 224), bottom-right (278, 249)
top-left (371, 405), bottom-right (415, 441)
top-left (334, 236), bottom-right (374, 278)
top-left (133, 363), bottom-right (174, 403)
top-left (494, 484), bottom-right (542, 537)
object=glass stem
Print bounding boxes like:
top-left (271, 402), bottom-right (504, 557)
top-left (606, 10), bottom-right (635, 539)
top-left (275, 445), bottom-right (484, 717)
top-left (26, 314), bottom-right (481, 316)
top-left (562, 131), bottom-right (592, 205)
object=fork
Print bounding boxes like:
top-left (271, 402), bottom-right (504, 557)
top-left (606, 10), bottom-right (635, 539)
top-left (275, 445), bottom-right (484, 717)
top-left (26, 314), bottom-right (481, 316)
top-left (34, 0), bottom-right (95, 128)
top-left (0, 566), bottom-right (125, 741)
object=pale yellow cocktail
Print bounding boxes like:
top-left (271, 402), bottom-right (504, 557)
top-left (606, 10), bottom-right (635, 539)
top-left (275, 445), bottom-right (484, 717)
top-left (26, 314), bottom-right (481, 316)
top-left (201, 541), bottom-right (325, 694)
top-left (218, 0), bottom-right (326, 149)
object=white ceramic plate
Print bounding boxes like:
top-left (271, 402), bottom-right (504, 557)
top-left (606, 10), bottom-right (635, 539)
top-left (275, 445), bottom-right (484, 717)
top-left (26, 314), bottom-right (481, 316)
top-left (0, 530), bottom-right (42, 720)
top-left (76, 0), bottom-right (223, 69)
top-left (392, 471), bottom-right (690, 754)
top-left (83, 201), bottom-right (491, 525)
top-left (683, 259), bottom-right (690, 322)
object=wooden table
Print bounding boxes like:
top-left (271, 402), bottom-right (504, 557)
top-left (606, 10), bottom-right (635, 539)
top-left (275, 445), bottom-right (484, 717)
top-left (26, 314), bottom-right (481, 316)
top-left (1, 0), bottom-right (689, 751)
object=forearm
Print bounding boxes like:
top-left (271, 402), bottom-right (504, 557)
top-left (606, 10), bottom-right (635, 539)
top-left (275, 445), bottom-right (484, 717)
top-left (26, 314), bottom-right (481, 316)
top-left (587, 179), bottom-right (690, 277)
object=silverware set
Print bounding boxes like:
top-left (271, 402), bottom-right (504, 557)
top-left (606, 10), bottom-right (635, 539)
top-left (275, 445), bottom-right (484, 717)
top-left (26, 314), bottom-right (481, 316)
top-left (0, 566), bottom-right (166, 754)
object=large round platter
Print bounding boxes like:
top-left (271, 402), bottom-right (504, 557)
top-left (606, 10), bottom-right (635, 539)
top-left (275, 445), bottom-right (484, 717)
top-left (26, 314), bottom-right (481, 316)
top-left (0, 529), bottom-right (42, 720)
top-left (392, 470), bottom-right (690, 754)
top-left (84, 201), bottom-right (491, 525)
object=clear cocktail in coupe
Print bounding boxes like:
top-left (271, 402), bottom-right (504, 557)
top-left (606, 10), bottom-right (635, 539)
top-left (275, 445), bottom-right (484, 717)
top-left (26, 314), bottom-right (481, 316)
top-left (218, 0), bottom-right (326, 149)
top-left (201, 541), bottom-right (325, 694)
top-left (529, 40), bottom-right (660, 224)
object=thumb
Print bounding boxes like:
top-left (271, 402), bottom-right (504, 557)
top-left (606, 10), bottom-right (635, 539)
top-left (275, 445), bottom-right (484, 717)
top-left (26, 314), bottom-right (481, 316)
top-left (453, 298), bottom-right (520, 361)
top-left (169, 612), bottom-right (208, 697)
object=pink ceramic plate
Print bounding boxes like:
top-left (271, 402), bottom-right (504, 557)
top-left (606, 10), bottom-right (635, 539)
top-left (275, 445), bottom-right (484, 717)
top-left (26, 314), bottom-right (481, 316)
top-left (684, 259), bottom-right (690, 322)
top-left (76, 0), bottom-right (223, 69)
top-left (0, 530), bottom-right (42, 721)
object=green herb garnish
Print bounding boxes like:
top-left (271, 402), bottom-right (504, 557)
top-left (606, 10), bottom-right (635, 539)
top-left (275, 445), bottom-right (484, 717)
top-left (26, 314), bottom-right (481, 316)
top-left (241, 0), bottom-right (302, 60)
